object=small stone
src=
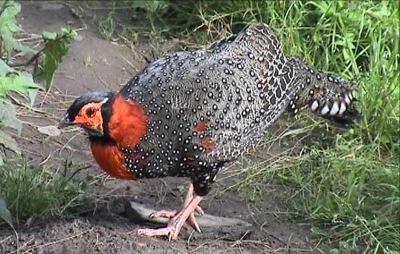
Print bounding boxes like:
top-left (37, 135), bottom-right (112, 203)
top-left (73, 34), bottom-right (84, 42)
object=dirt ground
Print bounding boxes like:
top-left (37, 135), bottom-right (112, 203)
top-left (0, 2), bottom-right (326, 254)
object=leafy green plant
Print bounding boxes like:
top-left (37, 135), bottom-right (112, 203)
top-left (0, 0), bottom-right (38, 164)
top-left (0, 0), bottom-right (76, 226)
top-left (0, 1), bottom-right (35, 60)
top-left (0, 0), bottom-right (76, 162)
top-left (34, 28), bottom-right (77, 90)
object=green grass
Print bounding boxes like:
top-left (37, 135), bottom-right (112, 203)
top-left (96, 10), bottom-right (117, 40)
top-left (98, 1), bottom-right (400, 253)
top-left (278, 137), bottom-right (398, 253)
top-left (0, 160), bottom-right (86, 226)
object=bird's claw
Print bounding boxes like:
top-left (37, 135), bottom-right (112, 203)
top-left (140, 195), bottom-right (203, 240)
top-left (149, 205), bottom-right (203, 219)
top-left (149, 210), bottom-right (176, 219)
top-left (168, 231), bottom-right (173, 242)
top-left (138, 224), bottom-right (181, 241)
top-left (140, 185), bottom-right (203, 240)
top-left (195, 206), bottom-right (204, 216)
top-left (138, 226), bottom-right (177, 240)
top-left (189, 213), bottom-right (201, 233)
top-left (146, 208), bottom-right (202, 234)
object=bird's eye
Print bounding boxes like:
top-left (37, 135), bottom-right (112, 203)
top-left (86, 108), bottom-right (96, 117)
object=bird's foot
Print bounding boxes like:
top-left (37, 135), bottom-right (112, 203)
top-left (150, 205), bottom-right (204, 219)
top-left (138, 195), bottom-right (203, 240)
top-left (138, 225), bottom-right (176, 240)
top-left (149, 208), bottom-right (202, 232)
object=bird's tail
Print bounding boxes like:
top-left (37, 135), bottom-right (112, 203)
top-left (286, 56), bottom-right (360, 127)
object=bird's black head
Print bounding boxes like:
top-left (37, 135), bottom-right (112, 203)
top-left (59, 91), bottom-right (114, 137)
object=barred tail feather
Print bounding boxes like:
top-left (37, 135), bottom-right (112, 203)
top-left (287, 56), bottom-right (360, 127)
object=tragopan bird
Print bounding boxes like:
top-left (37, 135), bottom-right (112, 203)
top-left (59, 24), bottom-right (358, 240)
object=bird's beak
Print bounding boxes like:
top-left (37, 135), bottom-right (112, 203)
top-left (58, 114), bottom-right (73, 129)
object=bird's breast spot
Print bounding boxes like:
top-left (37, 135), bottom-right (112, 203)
top-left (200, 137), bottom-right (215, 151)
top-left (194, 119), bottom-right (210, 132)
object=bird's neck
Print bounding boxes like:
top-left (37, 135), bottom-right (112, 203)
top-left (108, 94), bottom-right (148, 147)
top-left (90, 94), bottom-right (148, 148)
top-left (87, 95), bottom-right (147, 179)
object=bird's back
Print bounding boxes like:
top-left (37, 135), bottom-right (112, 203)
top-left (120, 24), bottom-right (299, 163)
top-left (118, 23), bottom-right (358, 191)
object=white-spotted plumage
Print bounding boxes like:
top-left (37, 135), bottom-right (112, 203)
top-left (344, 94), bottom-right (351, 104)
top-left (321, 105), bottom-right (330, 115)
top-left (286, 55), bottom-right (357, 123)
top-left (330, 101), bottom-right (340, 115)
top-left (116, 23), bottom-right (358, 196)
top-left (311, 100), bottom-right (319, 111)
top-left (339, 102), bottom-right (347, 115)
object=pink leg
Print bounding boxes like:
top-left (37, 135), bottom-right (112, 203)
top-left (149, 183), bottom-right (204, 230)
top-left (151, 183), bottom-right (204, 216)
top-left (138, 195), bottom-right (203, 240)
top-left (138, 183), bottom-right (204, 240)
